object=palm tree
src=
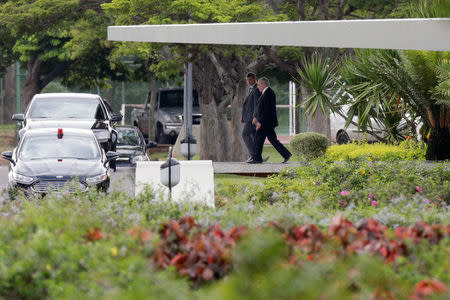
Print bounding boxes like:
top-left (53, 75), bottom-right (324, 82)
top-left (339, 49), bottom-right (449, 160)
top-left (296, 54), bottom-right (338, 138)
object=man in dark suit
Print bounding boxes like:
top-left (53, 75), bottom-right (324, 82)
top-left (249, 77), bottom-right (292, 164)
top-left (241, 72), bottom-right (261, 162)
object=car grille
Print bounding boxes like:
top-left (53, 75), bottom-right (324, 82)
top-left (32, 180), bottom-right (87, 194)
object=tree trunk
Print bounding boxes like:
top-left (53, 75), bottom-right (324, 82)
top-left (426, 106), bottom-right (450, 161)
top-left (2, 65), bottom-right (15, 124)
top-left (21, 55), bottom-right (71, 110)
top-left (208, 49), bottom-right (272, 161)
top-left (21, 55), bottom-right (43, 110)
top-left (229, 79), bottom-right (248, 161)
top-left (426, 127), bottom-right (450, 160)
top-left (193, 56), bottom-right (231, 161)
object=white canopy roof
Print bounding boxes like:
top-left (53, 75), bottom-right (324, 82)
top-left (108, 18), bottom-right (450, 51)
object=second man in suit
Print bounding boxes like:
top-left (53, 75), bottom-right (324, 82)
top-left (249, 77), bottom-right (292, 164)
top-left (241, 72), bottom-right (261, 162)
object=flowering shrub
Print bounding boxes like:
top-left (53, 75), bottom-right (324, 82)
top-left (250, 159), bottom-right (448, 217)
top-left (326, 140), bottom-right (426, 161)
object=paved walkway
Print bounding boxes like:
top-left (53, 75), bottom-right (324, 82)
top-left (213, 161), bottom-right (301, 175)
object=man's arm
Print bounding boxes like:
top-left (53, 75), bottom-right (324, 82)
top-left (256, 93), bottom-right (266, 125)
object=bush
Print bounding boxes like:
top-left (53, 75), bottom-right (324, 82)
top-left (290, 132), bottom-right (330, 159)
top-left (326, 140), bottom-right (426, 161)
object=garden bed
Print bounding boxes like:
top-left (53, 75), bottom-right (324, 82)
top-left (0, 158), bottom-right (448, 299)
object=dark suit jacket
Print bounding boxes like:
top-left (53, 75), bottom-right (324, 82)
top-left (242, 83), bottom-right (261, 122)
top-left (256, 87), bottom-right (278, 128)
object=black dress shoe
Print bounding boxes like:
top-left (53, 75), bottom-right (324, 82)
top-left (282, 153), bottom-right (292, 163)
top-left (247, 159), bottom-right (262, 164)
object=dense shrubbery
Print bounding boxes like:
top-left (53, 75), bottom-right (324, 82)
top-left (326, 140), bottom-right (427, 161)
top-left (246, 160), bottom-right (448, 226)
top-left (289, 132), bottom-right (330, 159)
top-left (0, 159), bottom-right (448, 298)
top-left (0, 195), bottom-right (448, 299)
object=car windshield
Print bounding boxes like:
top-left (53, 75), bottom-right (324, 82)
top-left (159, 90), bottom-right (199, 108)
top-left (28, 98), bottom-right (105, 119)
top-left (19, 135), bottom-right (100, 160)
top-left (117, 129), bottom-right (142, 146)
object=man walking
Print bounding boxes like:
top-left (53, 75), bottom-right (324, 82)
top-left (249, 77), bottom-right (292, 164)
top-left (241, 72), bottom-right (261, 162)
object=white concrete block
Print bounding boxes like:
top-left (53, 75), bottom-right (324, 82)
top-left (135, 160), bottom-right (215, 208)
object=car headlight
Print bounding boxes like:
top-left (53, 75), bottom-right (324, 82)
top-left (11, 172), bottom-right (35, 184)
top-left (131, 155), bottom-right (148, 163)
top-left (93, 130), bottom-right (111, 141)
top-left (86, 173), bottom-right (108, 185)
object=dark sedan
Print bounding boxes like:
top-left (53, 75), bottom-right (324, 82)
top-left (115, 126), bottom-right (156, 166)
top-left (1, 128), bottom-right (118, 196)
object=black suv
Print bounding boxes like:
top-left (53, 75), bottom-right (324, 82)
top-left (13, 93), bottom-right (122, 168)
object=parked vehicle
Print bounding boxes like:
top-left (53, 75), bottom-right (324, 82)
top-left (330, 105), bottom-right (383, 144)
top-left (1, 128), bottom-right (118, 196)
top-left (115, 126), bottom-right (156, 166)
top-left (12, 93), bottom-right (122, 168)
top-left (130, 87), bottom-right (201, 144)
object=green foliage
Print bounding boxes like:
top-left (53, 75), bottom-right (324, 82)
top-left (297, 54), bottom-right (338, 118)
top-left (289, 132), bottom-right (330, 159)
top-left (103, 0), bottom-right (284, 84)
top-left (0, 0), bottom-right (116, 91)
top-left (340, 49), bottom-right (449, 132)
top-left (326, 140), bottom-right (427, 161)
top-left (247, 159), bottom-right (449, 222)
top-left (412, 0), bottom-right (450, 18)
top-left (0, 158), bottom-right (449, 298)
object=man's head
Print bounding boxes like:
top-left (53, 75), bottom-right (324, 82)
top-left (246, 72), bottom-right (256, 86)
top-left (257, 77), bottom-right (270, 92)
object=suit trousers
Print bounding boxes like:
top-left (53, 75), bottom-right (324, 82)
top-left (242, 121), bottom-right (256, 157)
top-left (254, 127), bottom-right (291, 162)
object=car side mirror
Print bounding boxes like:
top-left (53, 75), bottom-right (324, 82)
top-left (1, 151), bottom-right (15, 166)
top-left (12, 114), bottom-right (24, 122)
top-left (104, 151), bottom-right (119, 167)
top-left (146, 141), bottom-right (157, 149)
top-left (111, 113), bottom-right (122, 122)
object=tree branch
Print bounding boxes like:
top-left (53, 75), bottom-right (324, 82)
top-left (262, 46), bottom-right (298, 78)
top-left (40, 61), bottom-right (72, 88)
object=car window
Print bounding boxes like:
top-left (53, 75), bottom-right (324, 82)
top-left (159, 90), bottom-right (199, 107)
top-left (117, 129), bottom-right (142, 146)
top-left (103, 99), bottom-right (114, 118)
top-left (19, 135), bottom-right (100, 160)
top-left (28, 98), bottom-right (105, 119)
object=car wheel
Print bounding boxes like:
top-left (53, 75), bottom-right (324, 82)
top-left (336, 130), bottom-right (350, 144)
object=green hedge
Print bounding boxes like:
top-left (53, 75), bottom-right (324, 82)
top-left (289, 132), bottom-right (330, 159)
top-left (326, 140), bottom-right (426, 161)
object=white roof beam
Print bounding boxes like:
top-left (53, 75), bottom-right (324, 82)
top-left (108, 19), bottom-right (450, 51)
